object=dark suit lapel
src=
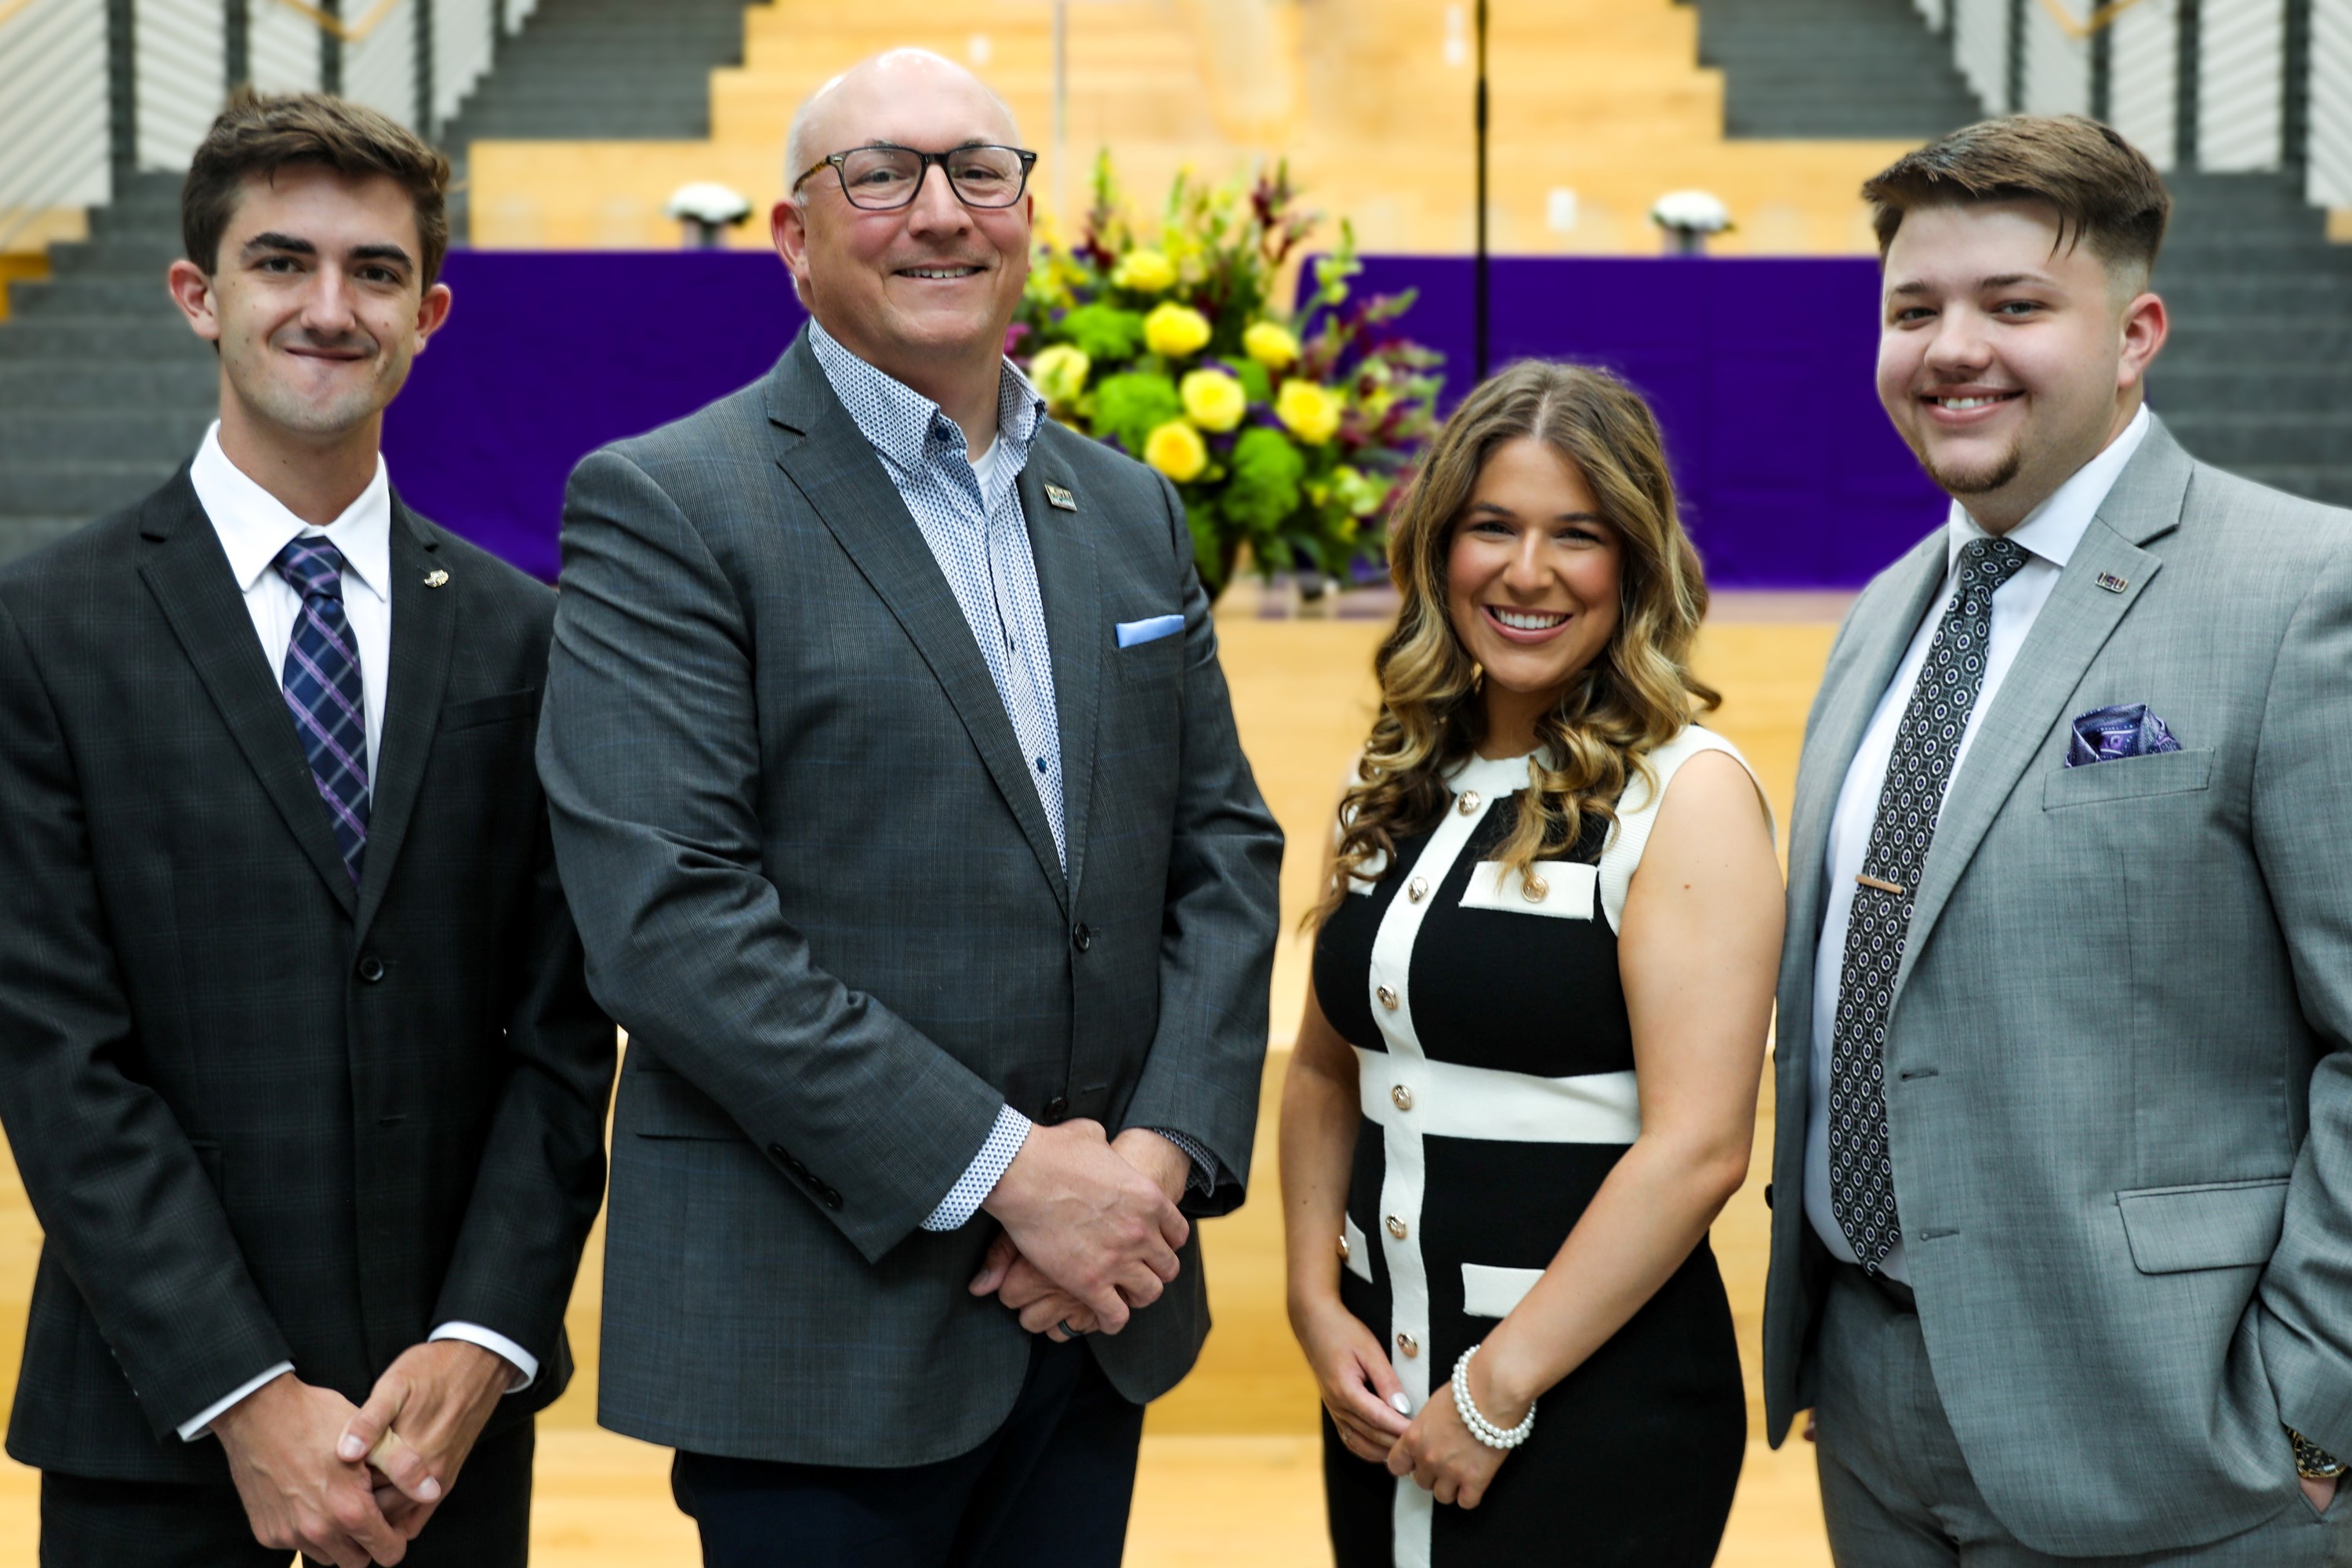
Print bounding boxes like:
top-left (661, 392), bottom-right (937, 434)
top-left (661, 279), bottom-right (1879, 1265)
top-left (354, 499), bottom-right (455, 942)
top-left (766, 336), bottom-right (1070, 913)
top-left (136, 470), bottom-right (358, 917)
top-left (1020, 434), bottom-right (1101, 906)
top-left (1892, 423), bottom-right (2190, 1000)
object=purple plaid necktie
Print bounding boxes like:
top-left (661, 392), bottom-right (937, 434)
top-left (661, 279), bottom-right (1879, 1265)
top-left (271, 538), bottom-right (369, 884)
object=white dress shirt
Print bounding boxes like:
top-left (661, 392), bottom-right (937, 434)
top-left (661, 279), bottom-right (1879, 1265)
top-left (177, 424), bottom-right (537, 1440)
top-left (1805, 406), bottom-right (2151, 1283)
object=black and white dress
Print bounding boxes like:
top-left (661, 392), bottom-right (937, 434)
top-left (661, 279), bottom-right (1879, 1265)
top-left (1312, 727), bottom-right (1756, 1568)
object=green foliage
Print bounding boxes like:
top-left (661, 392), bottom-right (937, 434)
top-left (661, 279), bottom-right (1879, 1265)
top-left (1014, 158), bottom-right (1443, 594)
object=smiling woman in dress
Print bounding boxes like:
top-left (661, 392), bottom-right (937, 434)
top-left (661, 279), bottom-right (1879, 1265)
top-left (1280, 361), bottom-right (1785, 1567)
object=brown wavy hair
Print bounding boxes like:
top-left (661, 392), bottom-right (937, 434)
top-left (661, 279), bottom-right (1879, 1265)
top-left (1311, 360), bottom-right (1718, 929)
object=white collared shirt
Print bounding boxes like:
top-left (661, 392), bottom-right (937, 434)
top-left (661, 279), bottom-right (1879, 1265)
top-left (1805, 405), bottom-right (2151, 1283)
top-left (178, 424), bottom-right (538, 1439)
top-left (191, 422), bottom-right (394, 771)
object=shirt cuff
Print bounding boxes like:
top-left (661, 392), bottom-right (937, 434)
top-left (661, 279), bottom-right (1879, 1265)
top-left (429, 1323), bottom-right (538, 1392)
top-left (178, 1360), bottom-right (294, 1443)
top-left (1145, 1126), bottom-right (1221, 1196)
top-left (921, 1103), bottom-right (1033, 1232)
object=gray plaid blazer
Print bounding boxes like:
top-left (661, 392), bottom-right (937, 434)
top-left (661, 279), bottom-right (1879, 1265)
top-left (539, 330), bottom-right (1282, 1467)
top-left (0, 472), bottom-right (615, 1483)
top-left (1762, 418), bottom-right (2352, 1555)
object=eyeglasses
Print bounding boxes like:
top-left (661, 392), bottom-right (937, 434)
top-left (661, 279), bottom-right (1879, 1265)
top-left (792, 144), bottom-right (1039, 211)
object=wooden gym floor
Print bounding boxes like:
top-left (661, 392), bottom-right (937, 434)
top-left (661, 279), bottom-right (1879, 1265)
top-left (0, 593), bottom-right (1848, 1565)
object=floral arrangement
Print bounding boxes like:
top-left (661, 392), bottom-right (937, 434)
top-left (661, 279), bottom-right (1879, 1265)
top-left (1013, 158), bottom-right (1442, 593)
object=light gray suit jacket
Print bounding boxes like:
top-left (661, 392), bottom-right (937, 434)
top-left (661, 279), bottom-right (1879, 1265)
top-left (1762, 418), bottom-right (2352, 1555)
top-left (537, 331), bottom-right (1282, 1466)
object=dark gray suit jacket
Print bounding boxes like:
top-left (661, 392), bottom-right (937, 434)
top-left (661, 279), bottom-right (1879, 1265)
top-left (1762, 419), bottom-right (2352, 1554)
top-left (0, 471), bottom-right (615, 1483)
top-left (539, 330), bottom-right (1283, 1467)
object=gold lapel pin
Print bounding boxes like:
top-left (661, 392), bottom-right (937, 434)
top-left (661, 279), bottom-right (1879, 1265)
top-left (423, 569), bottom-right (450, 588)
top-left (1044, 484), bottom-right (1077, 512)
top-left (2095, 572), bottom-right (2128, 593)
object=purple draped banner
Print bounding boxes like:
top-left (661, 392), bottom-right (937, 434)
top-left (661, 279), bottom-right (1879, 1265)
top-left (383, 251), bottom-right (1944, 588)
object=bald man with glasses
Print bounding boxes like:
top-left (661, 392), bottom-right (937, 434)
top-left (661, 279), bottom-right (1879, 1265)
top-left (535, 48), bottom-right (1282, 1567)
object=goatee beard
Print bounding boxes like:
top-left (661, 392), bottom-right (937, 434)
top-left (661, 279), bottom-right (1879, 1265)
top-left (1922, 444), bottom-right (2024, 498)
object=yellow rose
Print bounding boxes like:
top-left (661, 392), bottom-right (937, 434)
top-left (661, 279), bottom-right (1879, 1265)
top-left (1143, 419), bottom-right (1210, 482)
top-left (1243, 320), bottom-right (1300, 371)
top-left (1028, 343), bottom-right (1091, 412)
top-left (1143, 302), bottom-right (1213, 359)
top-left (1178, 369), bottom-right (1247, 433)
top-left (1110, 248), bottom-right (1178, 293)
top-left (1275, 379), bottom-right (1342, 445)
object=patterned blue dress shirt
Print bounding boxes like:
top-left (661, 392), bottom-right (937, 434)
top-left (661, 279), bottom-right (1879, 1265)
top-left (807, 324), bottom-right (1214, 1232)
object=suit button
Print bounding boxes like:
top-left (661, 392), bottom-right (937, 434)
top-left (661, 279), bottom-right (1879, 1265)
top-left (822, 1188), bottom-right (843, 1210)
top-left (356, 954), bottom-right (386, 984)
top-left (1072, 924), bottom-right (1092, 953)
top-left (1407, 877), bottom-right (1428, 903)
top-left (1385, 1214), bottom-right (1408, 1240)
top-left (1457, 791), bottom-right (1481, 816)
top-left (1376, 985), bottom-right (1399, 1011)
top-left (787, 1157), bottom-right (808, 1177)
top-left (1396, 1333), bottom-right (1419, 1358)
top-left (1043, 1095), bottom-right (1069, 1123)
top-left (1391, 1084), bottom-right (1413, 1112)
top-left (768, 1144), bottom-right (789, 1164)
top-left (1764, 1182), bottom-right (1775, 1210)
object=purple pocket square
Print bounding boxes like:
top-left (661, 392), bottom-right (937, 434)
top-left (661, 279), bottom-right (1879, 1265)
top-left (2065, 702), bottom-right (2183, 767)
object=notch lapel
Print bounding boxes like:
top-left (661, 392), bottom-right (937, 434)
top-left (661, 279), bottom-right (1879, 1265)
top-left (1019, 436), bottom-right (1101, 906)
top-left (766, 341), bottom-right (1070, 913)
top-left (1889, 427), bottom-right (2191, 1002)
top-left (354, 499), bottom-right (456, 942)
top-left (136, 471), bottom-right (358, 917)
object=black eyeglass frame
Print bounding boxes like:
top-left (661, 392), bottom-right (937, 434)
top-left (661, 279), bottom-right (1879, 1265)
top-left (790, 143), bottom-right (1041, 210)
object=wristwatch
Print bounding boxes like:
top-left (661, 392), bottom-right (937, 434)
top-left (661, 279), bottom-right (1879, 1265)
top-left (2290, 1428), bottom-right (2347, 1481)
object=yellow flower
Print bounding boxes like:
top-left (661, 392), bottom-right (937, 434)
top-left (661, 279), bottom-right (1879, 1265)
top-left (1110, 248), bottom-right (1178, 293)
top-left (1143, 419), bottom-right (1209, 482)
top-left (1143, 302), bottom-right (1213, 359)
top-left (1029, 343), bottom-right (1091, 412)
top-left (1179, 369), bottom-right (1247, 433)
top-left (1275, 379), bottom-right (1342, 445)
top-left (1243, 320), bottom-right (1301, 371)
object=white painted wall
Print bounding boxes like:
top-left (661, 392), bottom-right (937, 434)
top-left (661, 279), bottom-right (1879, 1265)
top-left (2309, 0), bottom-right (2352, 205)
top-left (2108, 0), bottom-right (2180, 170)
top-left (135, 0), bottom-right (226, 170)
top-left (2198, 0), bottom-right (2285, 170)
top-left (2022, 1), bottom-right (2092, 114)
top-left (1953, 0), bottom-right (2013, 113)
top-left (0, 0), bottom-right (111, 216)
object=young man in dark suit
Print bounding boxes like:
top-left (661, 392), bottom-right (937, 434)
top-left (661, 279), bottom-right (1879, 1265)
top-left (0, 93), bottom-right (614, 1567)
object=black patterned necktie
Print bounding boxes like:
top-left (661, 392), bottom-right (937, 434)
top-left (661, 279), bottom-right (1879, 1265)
top-left (1829, 536), bottom-right (2028, 1273)
top-left (272, 538), bottom-right (370, 884)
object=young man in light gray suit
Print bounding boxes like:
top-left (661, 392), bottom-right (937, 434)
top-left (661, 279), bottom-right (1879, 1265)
top-left (1761, 114), bottom-right (2352, 1563)
top-left (535, 47), bottom-right (1281, 1567)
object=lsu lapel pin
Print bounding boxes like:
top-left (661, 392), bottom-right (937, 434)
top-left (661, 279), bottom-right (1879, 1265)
top-left (423, 569), bottom-right (450, 588)
top-left (2095, 572), bottom-right (2129, 594)
top-left (1044, 484), bottom-right (1077, 512)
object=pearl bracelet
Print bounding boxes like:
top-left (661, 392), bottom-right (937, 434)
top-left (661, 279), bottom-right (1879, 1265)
top-left (1451, 1345), bottom-right (1537, 1450)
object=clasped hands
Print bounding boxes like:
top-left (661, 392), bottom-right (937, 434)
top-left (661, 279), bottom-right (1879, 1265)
top-left (209, 1339), bottom-right (514, 1567)
top-left (1294, 1296), bottom-right (1515, 1510)
top-left (968, 1120), bottom-right (1192, 1341)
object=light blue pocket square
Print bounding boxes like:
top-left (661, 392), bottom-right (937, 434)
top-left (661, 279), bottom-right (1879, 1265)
top-left (1116, 614), bottom-right (1184, 648)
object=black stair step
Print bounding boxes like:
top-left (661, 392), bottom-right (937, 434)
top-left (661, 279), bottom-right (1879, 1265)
top-left (0, 461), bottom-right (183, 516)
top-left (0, 516), bottom-right (95, 568)
top-left (0, 410), bottom-right (220, 465)
top-left (49, 237), bottom-right (191, 276)
top-left (2229, 465), bottom-right (2352, 506)
top-left (0, 318), bottom-right (212, 360)
top-left (2148, 364), bottom-right (2352, 404)
top-left (2160, 412), bottom-right (2347, 466)
top-left (0, 361), bottom-right (220, 408)
top-left (9, 277), bottom-right (182, 317)
top-left (2157, 274), bottom-right (2352, 312)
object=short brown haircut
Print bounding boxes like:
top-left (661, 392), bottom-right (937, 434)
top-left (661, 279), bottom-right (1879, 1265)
top-left (182, 89), bottom-right (452, 286)
top-left (1862, 114), bottom-right (2170, 280)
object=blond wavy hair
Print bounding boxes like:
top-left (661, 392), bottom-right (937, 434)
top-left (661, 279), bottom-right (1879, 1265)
top-left (1312, 361), bottom-right (1719, 929)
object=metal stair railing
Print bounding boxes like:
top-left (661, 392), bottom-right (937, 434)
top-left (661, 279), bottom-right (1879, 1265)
top-left (0, 0), bottom-right (113, 255)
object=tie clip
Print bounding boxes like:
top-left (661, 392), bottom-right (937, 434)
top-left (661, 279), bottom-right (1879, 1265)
top-left (1044, 484), bottom-right (1077, 512)
top-left (1857, 874), bottom-right (1905, 895)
